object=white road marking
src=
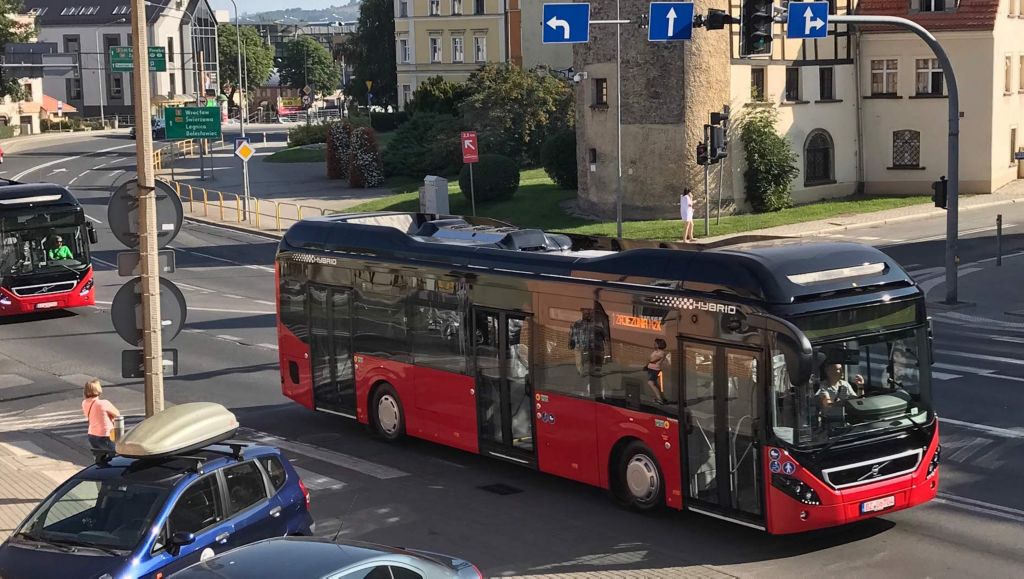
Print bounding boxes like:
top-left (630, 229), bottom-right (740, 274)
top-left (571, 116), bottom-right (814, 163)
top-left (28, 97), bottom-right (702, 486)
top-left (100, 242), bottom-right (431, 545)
top-left (919, 267), bottom-right (981, 294)
top-left (175, 282), bottom-right (214, 294)
top-left (254, 300), bottom-right (275, 306)
top-left (940, 417), bottom-right (1024, 439)
top-left (224, 294), bottom-right (243, 299)
top-left (912, 224), bottom-right (1019, 244)
top-left (934, 492), bottom-right (1024, 524)
top-left (947, 436), bottom-right (991, 462)
top-left (85, 214), bottom-right (102, 224)
top-left (932, 362), bottom-right (995, 375)
top-left (216, 335), bottom-right (244, 342)
top-left (936, 349), bottom-right (1024, 367)
top-left (930, 371), bottom-right (963, 381)
top-left (176, 248), bottom-right (272, 273)
top-left (12, 143), bottom-right (136, 181)
top-left (246, 265), bottom-right (275, 272)
top-left (91, 257), bottom-right (117, 268)
top-left (188, 306), bottom-right (274, 315)
top-left (244, 429), bottom-right (410, 480)
top-left (257, 343), bottom-right (279, 350)
top-left (993, 336), bottom-right (1024, 344)
top-left (292, 466), bottom-right (347, 491)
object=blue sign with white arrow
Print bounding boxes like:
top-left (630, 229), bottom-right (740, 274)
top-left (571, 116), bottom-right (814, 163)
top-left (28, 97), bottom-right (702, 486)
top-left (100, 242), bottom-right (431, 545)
top-left (786, 1), bottom-right (829, 39)
top-left (542, 3), bottom-right (591, 44)
top-left (648, 2), bottom-right (694, 42)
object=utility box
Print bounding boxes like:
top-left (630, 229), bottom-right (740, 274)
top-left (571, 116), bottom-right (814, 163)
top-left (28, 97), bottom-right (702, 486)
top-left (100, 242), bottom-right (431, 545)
top-left (420, 175), bottom-right (450, 215)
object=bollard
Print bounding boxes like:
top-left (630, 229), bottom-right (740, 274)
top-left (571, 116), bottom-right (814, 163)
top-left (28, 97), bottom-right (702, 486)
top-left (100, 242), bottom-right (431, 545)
top-left (263, 132), bottom-right (267, 145)
top-left (997, 214), bottom-right (1003, 267)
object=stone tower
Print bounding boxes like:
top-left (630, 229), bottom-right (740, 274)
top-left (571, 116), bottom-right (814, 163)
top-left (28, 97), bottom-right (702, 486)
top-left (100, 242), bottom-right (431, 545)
top-left (574, 0), bottom-right (732, 220)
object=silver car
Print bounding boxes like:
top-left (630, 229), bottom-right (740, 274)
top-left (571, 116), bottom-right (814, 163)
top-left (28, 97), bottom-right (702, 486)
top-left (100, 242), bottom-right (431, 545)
top-left (168, 536), bottom-right (482, 579)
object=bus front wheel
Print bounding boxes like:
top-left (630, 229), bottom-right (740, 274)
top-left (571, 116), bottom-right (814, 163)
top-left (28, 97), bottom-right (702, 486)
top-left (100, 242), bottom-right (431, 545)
top-left (613, 441), bottom-right (664, 511)
top-left (371, 383), bottom-right (406, 442)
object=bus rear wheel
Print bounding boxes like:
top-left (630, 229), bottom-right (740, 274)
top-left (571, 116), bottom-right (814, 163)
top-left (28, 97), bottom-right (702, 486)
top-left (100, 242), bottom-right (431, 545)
top-left (613, 441), bottom-right (664, 511)
top-left (371, 383), bottom-right (405, 442)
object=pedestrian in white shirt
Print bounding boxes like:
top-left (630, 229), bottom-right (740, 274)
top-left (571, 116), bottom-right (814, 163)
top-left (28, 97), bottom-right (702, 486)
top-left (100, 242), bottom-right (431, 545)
top-left (680, 188), bottom-right (695, 242)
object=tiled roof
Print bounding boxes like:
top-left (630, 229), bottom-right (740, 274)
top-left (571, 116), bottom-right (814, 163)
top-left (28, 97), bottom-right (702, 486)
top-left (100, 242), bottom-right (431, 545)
top-left (22, 0), bottom-right (166, 26)
top-left (856, 0), bottom-right (1000, 32)
top-left (41, 95), bottom-right (77, 114)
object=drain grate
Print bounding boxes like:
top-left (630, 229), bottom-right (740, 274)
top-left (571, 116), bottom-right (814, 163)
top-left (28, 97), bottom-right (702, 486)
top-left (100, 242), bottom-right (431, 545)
top-left (478, 483), bottom-right (523, 496)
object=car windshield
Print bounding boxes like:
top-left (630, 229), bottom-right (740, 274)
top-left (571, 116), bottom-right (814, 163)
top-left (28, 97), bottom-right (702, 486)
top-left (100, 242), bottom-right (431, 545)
top-left (15, 477), bottom-right (168, 552)
top-left (0, 225), bottom-right (87, 277)
top-left (770, 327), bottom-right (932, 448)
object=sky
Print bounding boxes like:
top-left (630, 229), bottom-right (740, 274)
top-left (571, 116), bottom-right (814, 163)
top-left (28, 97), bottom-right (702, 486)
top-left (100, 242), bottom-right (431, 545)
top-left (208, 0), bottom-right (350, 15)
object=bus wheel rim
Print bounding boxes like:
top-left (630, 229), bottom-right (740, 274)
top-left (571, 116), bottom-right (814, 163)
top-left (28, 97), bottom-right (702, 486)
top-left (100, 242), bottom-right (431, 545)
top-left (377, 395), bottom-right (400, 435)
top-left (625, 454), bottom-right (659, 503)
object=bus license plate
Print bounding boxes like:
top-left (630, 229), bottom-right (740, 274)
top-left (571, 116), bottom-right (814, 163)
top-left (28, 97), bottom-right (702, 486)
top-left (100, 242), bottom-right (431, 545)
top-left (860, 495), bottom-right (895, 514)
top-left (35, 302), bottom-right (58, 310)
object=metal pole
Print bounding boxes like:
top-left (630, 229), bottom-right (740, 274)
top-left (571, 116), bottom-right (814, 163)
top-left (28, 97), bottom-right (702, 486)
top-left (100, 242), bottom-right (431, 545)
top-left (228, 0), bottom-right (245, 137)
top-left (703, 163), bottom-right (710, 237)
top-left (832, 14), bottom-right (959, 303)
top-left (469, 162), bottom-right (476, 216)
top-left (129, 0), bottom-right (163, 416)
top-left (716, 156), bottom-right (724, 225)
top-left (997, 214), bottom-right (1003, 266)
top-left (95, 29), bottom-right (105, 124)
top-left (614, 0), bottom-right (623, 239)
top-left (243, 160), bottom-right (251, 222)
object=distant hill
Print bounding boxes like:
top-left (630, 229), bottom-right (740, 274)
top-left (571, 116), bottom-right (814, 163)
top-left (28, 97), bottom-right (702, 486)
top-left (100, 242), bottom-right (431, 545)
top-left (239, 2), bottom-right (362, 23)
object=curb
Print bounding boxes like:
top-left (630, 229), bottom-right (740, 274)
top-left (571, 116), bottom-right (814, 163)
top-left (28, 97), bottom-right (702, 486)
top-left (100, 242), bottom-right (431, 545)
top-left (184, 213), bottom-right (285, 240)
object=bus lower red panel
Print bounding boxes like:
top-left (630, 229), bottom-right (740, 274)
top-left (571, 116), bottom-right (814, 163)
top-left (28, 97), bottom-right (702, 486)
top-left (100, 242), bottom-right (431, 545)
top-left (535, 392), bottom-right (601, 487)
top-left (278, 323), bottom-right (313, 409)
top-left (0, 269), bottom-right (95, 316)
top-left (594, 404), bottom-right (683, 511)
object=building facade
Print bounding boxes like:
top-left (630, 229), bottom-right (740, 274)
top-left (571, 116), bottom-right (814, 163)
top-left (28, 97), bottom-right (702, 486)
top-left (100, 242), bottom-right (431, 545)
top-left (242, 20), bottom-right (355, 90)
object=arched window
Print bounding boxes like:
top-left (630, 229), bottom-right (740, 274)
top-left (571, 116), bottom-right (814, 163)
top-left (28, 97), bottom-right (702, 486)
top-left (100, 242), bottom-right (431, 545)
top-left (892, 129), bottom-right (921, 168)
top-left (804, 130), bottom-right (834, 186)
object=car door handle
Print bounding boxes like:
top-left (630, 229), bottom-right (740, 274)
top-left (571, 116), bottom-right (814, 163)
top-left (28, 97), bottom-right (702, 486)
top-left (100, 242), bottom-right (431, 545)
top-left (215, 532), bottom-right (230, 544)
top-left (269, 506), bottom-right (282, 518)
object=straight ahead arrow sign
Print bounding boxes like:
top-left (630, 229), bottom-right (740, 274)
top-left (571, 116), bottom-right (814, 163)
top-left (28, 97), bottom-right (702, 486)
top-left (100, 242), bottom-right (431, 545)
top-left (666, 7), bottom-right (677, 37)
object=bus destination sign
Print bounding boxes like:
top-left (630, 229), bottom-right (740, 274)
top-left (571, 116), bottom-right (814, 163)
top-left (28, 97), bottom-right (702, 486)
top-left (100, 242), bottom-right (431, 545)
top-left (613, 313), bottom-right (662, 332)
top-left (164, 107), bottom-right (221, 140)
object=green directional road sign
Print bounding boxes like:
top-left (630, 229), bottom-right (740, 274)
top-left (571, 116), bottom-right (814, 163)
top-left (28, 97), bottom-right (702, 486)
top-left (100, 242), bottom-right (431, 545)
top-left (108, 46), bottom-right (168, 72)
top-left (164, 107), bottom-right (221, 140)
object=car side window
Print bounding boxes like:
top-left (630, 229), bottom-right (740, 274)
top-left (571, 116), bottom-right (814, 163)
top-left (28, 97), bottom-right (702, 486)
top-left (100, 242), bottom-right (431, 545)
top-left (223, 461), bottom-right (269, 516)
top-left (389, 567), bottom-right (424, 579)
top-left (338, 566), bottom-right (424, 579)
top-left (258, 456), bottom-right (287, 491)
top-left (168, 475), bottom-right (222, 537)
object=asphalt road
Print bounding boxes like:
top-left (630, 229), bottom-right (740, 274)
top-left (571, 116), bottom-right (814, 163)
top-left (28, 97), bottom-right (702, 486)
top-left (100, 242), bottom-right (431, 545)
top-left (1, 133), bottom-right (1022, 577)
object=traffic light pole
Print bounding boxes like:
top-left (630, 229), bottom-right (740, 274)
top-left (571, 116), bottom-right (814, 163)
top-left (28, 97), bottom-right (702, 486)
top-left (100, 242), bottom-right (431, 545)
top-left (703, 124), bottom-right (711, 237)
top-left (830, 14), bottom-right (960, 304)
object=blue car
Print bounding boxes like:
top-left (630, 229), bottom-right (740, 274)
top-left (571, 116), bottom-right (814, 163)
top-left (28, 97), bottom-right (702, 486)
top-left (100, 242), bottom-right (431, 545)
top-left (0, 403), bottom-right (314, 579)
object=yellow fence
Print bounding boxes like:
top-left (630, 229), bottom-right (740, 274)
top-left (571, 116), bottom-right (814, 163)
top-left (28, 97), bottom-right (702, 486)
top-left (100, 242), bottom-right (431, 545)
top-left (154, 139), bottom-right (198, 171)
top-left (166, 179), bottom-right (327, 232)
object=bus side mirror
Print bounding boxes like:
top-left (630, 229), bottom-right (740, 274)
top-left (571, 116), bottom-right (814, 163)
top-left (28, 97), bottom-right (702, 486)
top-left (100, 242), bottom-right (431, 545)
top-left (87, 222), bottom-right (98, 244)
top-left (927, 317), bottom-right (935, 364)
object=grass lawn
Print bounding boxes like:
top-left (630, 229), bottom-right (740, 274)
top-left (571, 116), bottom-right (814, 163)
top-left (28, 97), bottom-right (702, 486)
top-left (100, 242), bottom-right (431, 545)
top-left (265, 147), bottom-right (326, 163)
top-left (352, 170), bottom-right (933, 241)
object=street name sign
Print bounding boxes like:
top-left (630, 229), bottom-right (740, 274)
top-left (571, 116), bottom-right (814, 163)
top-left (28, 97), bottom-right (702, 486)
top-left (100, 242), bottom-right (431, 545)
top-left (462, 131), bottom-right (479, 164)
top-left (648, 2), bottom-right (695, 42)
top-left (786, 2), bottom-right (829, 39)
top-left (108, 46), bottom-right (168, 72)
top-left (542, 3), bottom-right (591, 44)
top-left (164, 107), bottom-right (222, 139)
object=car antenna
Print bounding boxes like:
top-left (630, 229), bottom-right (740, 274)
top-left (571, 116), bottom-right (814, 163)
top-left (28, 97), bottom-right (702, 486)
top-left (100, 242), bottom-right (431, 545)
top-left (331, 492), bottom-right (358, 543)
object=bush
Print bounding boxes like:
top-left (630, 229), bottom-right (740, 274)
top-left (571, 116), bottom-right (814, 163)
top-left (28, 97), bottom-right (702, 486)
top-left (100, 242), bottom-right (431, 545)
top-left (405, 76), bottom-right (469, 116)
top-left (326, 122), bottom-right (353, 180)
top-left (287, 123), bottom-right (329, 147)
top-left (382, 113), bottom-right (465, 179)
top-left (370, 111), bottom-right (409, 132)
top-left (540, 129), bottom-right (577, 190)
top-left (459, 154), bottom-right (520, 204)
top-left (349, 127), bottom-right (384, 188)
top-left (741, 107), bottom-right (798, 213)
top-left (0, 126), bottom-right (15, 139)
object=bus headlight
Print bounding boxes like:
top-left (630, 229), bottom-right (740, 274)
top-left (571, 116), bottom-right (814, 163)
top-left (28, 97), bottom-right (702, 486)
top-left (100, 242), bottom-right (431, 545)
top-left (79, 279), bottom-right (94, 296)
top-left (927, 444), bottom-right (941, 478)
top-left (772, 474), bottom-right (821, 506)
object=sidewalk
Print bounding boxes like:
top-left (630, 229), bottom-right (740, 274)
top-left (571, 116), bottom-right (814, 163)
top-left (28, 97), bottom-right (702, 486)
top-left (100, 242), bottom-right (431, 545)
top-left (0, 432), bottom-right (87, 541)
top-left (925, 249), bottom-right (1024, 324)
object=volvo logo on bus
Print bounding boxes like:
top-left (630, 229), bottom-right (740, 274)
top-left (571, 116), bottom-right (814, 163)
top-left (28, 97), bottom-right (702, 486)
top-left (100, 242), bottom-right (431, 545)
top-left (291, 254), bottom-right (338, 266)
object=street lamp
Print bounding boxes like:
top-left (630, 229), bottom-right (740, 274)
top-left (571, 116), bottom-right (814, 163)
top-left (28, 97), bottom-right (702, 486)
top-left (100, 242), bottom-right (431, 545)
top-left (227, 0), bottom-right (245, 137)
top-left (95, 18), bottom-right (127, 126)
top-left (292, 25), bottom-right (312, 123)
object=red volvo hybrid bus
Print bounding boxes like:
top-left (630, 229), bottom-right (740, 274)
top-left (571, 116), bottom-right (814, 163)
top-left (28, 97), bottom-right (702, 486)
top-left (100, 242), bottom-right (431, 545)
top-left (276, 213), bottom-right (940, 534)
top-left (0, 182), bottom-right (98, 315)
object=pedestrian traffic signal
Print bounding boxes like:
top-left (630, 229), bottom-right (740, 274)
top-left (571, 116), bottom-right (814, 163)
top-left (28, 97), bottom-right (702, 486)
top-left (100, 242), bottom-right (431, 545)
top-left (932, 176), bottom-right (948, 209)
top-left (741, 0), bottom-right (775, 57)
top-left (696, 141), bottom-right (709, 166)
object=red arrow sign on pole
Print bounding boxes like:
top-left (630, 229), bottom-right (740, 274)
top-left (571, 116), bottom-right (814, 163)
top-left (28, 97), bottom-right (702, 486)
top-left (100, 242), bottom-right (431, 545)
top-left (461, 131), bottom-right (479, 164)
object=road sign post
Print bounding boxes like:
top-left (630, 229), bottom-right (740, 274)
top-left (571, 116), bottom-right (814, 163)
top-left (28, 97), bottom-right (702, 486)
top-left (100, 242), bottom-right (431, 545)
top-left (235, 138), bottom-right (254, 221)
top-left (462, 131), bottom-right (479, 216)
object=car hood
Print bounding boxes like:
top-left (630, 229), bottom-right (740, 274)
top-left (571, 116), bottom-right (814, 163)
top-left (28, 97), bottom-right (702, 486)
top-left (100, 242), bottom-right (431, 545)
top-left (0, 541), bottom-right (130, 579)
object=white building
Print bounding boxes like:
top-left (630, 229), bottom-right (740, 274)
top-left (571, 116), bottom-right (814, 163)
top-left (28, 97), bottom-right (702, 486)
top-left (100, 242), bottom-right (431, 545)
top-left (26, 0), bottom-right (220, 120)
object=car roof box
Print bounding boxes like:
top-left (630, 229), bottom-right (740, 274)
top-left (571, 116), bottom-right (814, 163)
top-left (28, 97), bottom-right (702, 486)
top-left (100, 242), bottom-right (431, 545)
top-left (116, 402), bottom-right (240, 459)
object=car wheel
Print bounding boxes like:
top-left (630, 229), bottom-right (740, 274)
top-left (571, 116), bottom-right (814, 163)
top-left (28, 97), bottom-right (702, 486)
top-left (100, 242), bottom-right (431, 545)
top-left (371, 383), bottom-right (405, 442)
top-left (612, 441), bottom-right (664, 511)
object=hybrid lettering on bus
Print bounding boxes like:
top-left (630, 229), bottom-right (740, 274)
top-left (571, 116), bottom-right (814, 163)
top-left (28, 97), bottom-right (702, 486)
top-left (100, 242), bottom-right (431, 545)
top-left (275, 213), bottom-right (939, 534)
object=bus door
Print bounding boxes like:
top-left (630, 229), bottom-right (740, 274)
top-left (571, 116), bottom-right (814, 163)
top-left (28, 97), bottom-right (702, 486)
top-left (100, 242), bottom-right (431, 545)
top-left (472, 309), bottom-right (536, 466)
top-left (680, 339), bottom-right (764, 528)
top-left (309, 284), bottom-right (356, 417)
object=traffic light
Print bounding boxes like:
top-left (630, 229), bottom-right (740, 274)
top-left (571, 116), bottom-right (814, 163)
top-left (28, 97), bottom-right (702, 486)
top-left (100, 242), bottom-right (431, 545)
top-left (932, 176), bottom-right (948, 209)
top-left (696, 141), bottom-right (709, 166)
top-left (741, 0), bottom-right (774, 57)
top-left (709, 125), bottom-right (727, 162)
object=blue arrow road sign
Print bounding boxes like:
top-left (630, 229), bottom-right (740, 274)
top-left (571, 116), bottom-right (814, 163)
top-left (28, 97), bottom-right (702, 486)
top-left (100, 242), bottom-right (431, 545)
top-left (648, 2), bottom-right (694, 42)
top-left (542, 3), bottom-right (591, 44)
top-left (786, 1), bottom-right (829, 39)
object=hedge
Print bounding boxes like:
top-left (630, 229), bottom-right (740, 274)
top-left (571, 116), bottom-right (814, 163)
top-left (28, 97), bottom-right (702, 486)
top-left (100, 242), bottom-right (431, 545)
top-left (459, 154), bottom-right (520, 204)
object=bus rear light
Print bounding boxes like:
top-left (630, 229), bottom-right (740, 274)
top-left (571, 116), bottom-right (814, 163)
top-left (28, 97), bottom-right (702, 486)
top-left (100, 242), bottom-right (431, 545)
top-left (927, 444), bottom-right (941, 478)
top-left (772, 474), bottom-right (821, 506)
top-left (79, 279), bottom-right (94, 296)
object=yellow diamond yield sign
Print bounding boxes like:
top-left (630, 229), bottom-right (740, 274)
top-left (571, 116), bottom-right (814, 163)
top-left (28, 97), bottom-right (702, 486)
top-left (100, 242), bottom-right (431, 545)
top-left (235, 141), bottom-right (255, 162)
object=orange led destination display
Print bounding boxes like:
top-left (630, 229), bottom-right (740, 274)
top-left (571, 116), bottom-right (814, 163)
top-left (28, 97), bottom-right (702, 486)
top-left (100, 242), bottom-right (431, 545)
top-left (613, 314), bottom-right (662, 332)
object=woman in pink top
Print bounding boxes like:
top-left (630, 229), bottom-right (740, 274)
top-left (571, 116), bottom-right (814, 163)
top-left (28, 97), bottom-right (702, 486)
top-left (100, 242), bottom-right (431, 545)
top-left (82, 379), bottom-right (120, 452)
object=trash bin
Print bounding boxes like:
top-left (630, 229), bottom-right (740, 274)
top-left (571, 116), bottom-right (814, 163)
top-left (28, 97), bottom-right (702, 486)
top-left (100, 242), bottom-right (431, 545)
top-left (111, 416), bottom-right (125, 443)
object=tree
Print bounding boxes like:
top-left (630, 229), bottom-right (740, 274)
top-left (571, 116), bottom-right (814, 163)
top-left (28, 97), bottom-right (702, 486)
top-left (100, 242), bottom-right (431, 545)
top-left (405, 76), bottom-right (468, 116)
top-left (0, 2), bottom-right (37, 101)
top-left (216, 24), bottom-right (274, 109)
top-left (343, 0), bottom-right (396, 106)
top-left (280, 36), bottom-right (341, 98)
top-left (461, 64), bottom-right (574, 165)
top-left (740, 107), bottom-right (798, 213)
top-left (540, 129), bottom-right (578, 190)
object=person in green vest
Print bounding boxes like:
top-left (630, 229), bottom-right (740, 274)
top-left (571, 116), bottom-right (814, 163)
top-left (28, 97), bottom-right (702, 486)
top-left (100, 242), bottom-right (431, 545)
top-left (47, 235), bottom-right (73, 261)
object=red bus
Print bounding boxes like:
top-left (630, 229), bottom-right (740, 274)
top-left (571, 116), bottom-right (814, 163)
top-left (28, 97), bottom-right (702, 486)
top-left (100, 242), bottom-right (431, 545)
top-left (0, 182), bottom-right (98, 315)
top-left (275, 213), bottom-right (939, 534)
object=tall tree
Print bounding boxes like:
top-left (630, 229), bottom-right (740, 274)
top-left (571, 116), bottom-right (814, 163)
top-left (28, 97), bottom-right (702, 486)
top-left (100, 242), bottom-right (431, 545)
top-left (343, 0), bottom-right (396, 106)
top-left (279, 36), bottom-right (341, 98)
top-left (216, 24), bottom-right (275, 107)
top-left (0, 2), bottom-right (38, 100)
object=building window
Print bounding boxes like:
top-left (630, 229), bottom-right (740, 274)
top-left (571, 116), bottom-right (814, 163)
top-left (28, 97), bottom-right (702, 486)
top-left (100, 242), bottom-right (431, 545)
top-left (593, 78), bottom-right (608, 106)
top-left (429, 0), bottom-right (440, 15)
top-left (1006, 55), bottom-right (1014, 94)
top-left (168, 37), bottom-right (175, 63)
top-left (169, 73), bottom-right (176, 95)
top-left (22, 83), bottom-right (32, 101)
top-left (474, 36), bottom-right (486, 62)
top-left (804, 129), bottom-right (834, 186)
top-left (402, 84), bottom-right (412, 106)
top-left (819, 66), bottom-right (834, 100)
top-left (67, 78), bottom-right (82, 100)
top-left (110, 75), bottom-right (123, 98)
top-left (399, 0), bottom-right (408, 17)
top-left (915, 58), bottom-right (943, 95)
top-left (452, 0), bottom-right (462, 14)
top-left (452, 37), bottom-right (464, 62)
top-left (919, 0), bottom-right (945, 11)
top-left (588, 148), bottom-right (598, 164)
top-left (784, 67), bottom-right (800, 101)
top-left (751, 67), bottom-right (766, 101)
top-left (475, 0), bottom-right (485, 14)
top-left (892, 129), bottom-right (921, 168)
top-left (63, 35), bottom-right (80, 54)
top-left (870, 59), bottom-right (898, 96)
top-left (1012, 128), bottom-right (1018, 164)
top-left (429, 37), bottom-right (441, 62)
top-left (399, 38), bottom-right (409, 63)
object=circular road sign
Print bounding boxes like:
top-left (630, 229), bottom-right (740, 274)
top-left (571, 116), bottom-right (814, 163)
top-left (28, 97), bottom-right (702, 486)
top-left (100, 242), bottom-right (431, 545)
top-left (107, 179), bottom-right (184, 250)
top-left (111, 277), bottom-right (187, 347)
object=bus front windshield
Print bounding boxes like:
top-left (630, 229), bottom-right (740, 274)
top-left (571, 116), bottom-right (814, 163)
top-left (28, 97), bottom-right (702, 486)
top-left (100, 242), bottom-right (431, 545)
top-left (0, 225), bottom-right (87, 277)
top-left (771, 327), bottom-right (932, 448)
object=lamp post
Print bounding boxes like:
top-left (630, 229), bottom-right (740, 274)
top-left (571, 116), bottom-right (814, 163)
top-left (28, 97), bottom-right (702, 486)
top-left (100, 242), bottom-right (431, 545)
top-left (293, 25), bottom-right (312, 123)
top-left (95, 18), bottom-right (126, 125)
top-left (227, 0), bottom-right (245, 137)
